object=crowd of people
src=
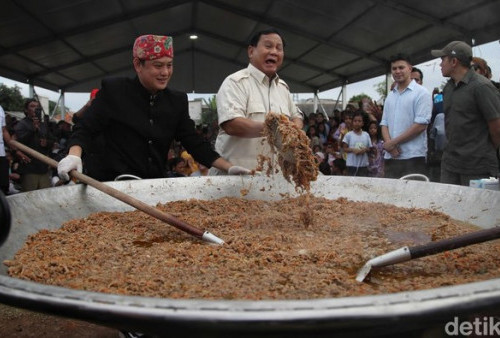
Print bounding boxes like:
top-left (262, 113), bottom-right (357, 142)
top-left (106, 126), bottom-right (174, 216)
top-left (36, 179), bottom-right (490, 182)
top-left (0, 100), bottom-right (219, 196)
top-left (303, 42), bottom-right (500, 184)
top-left (0, 100), bottom-right (76, 194)
top-left (1, 33), bottom-right (499, 198)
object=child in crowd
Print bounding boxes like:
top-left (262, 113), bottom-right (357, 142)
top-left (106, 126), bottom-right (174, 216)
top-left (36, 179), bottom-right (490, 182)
top-left (331, 158), bottom-right (346, 175)
top-left (326, 117), bottom-right (339, 144)
top-left (307, 125), bottom-right (321, 150)
top-left (324, 141), bottom-right (342, 167)
top-left (335, 111), bottom-right (352, 143)
top-left (367, 120), bottom-right (385, 177)
top-left (342, 112), bottom-right (372, 177)
top-left (338, 111), bottom-right (353, 161)
top-left (303, 113), bottom-right (317, 133)
top-left (312, 144), bottom-right (322, 154)
top-left (166, 157), bottom-right (187, 178)
top-left (316, 122), bottom-right (328, 145)
top-left (314, 151), bottom-right (331, 175)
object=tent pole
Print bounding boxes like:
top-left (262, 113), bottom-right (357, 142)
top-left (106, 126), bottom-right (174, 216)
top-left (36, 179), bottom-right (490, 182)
top-left (60, 90), bottom-right (66, 122)
top-left (28, 80), bottom-right (34, 98)
top-left (342, 82), bottom-right (347, 110)
top-left (385, 73), bottom-right (391, 99)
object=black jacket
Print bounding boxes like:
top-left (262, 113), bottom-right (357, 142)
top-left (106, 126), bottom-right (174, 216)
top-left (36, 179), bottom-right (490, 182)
top-left (14, 117), bottom-right (52, 175)
top-left (69, 77), bottom-right (220, 181)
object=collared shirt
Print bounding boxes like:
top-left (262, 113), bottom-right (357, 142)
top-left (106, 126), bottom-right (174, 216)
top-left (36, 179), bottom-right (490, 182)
top-left (380, 80), bottom-right (432, 160)
top-left (441, 69), bottom-right (500, 175)
top-left (212, 63), bottom-right (302, 172)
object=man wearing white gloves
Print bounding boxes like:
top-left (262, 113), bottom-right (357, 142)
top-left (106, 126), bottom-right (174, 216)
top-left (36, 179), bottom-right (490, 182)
top-left (58, 34), bottom-right (250, 182)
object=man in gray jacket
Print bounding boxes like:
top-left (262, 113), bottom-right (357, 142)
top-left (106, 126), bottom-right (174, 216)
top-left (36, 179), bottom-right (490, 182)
top-left (431, 41), bottom-right (500, 185)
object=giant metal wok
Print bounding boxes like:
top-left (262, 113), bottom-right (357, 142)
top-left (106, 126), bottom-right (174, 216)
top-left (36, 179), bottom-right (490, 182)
top-left (1, 176), bottom-right (499, 337)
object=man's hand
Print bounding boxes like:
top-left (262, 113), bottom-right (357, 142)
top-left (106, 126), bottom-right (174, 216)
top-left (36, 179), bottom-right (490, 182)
top-left (228, 165), bottom-right (252, 175)
top-left (32, 117), bottom-right (40, 130)
top-left (58, 155), bottom-right (83, 181)
top-left (16, 150), bottom-right (30, 164)
top-left (383, 139), bottom-right (397, 152)
top-left (367, 100), bottom-right (382, 121)
top-left (383, 140), bottom-right (401, 158)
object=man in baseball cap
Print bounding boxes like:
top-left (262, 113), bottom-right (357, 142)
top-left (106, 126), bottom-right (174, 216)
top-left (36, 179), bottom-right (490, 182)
top-left (58, 34), bottom-right (251, 182)
top-left (431, 40), bottom-right (500, 186)
top-left (431, 41), bottom-right (472, 64)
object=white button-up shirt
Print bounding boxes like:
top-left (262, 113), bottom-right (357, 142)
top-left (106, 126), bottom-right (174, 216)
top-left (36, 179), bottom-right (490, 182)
top-left (380, 80), bottom-right (432, 160)
top-left (212, 64), bottom-right (302, 173)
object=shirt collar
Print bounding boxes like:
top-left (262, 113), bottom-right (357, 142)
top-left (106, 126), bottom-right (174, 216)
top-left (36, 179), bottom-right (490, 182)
top-left (133, 75), bottom-right (167, 99)
top-left (460, 68), bottom-right (475, 84)
top-left (247, 63), bottom-right (280, 85)
top-left (448, 68), bottom-right (475, 87)
top-left (392, 79), bottom-right (417, 93)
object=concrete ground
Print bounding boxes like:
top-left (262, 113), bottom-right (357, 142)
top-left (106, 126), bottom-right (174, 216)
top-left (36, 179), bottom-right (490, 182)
top-left (0, 303), bottom-right (120, 337)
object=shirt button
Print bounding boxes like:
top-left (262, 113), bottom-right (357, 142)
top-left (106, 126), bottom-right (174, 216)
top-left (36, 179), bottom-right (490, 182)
top-left (148, 157), bottom-right (152, 162)
top-left (148, 140), bottom-right (153, 145)
top-left (149, 119), bottom-right (154, 125)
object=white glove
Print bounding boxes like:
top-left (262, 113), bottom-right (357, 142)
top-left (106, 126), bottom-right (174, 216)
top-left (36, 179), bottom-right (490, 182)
top-left (228, 165), bottom-right (252, 175)
top-left (58, 155), bottom-right (83, 181)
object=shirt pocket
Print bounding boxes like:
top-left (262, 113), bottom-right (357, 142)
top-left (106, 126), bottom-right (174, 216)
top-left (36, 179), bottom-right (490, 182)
top-left (247, 100), bottom-right (267, 122)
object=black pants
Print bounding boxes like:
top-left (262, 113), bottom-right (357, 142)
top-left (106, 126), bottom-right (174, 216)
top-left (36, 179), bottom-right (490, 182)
top-left (384, 157), bottom-right (426, 179)
top-left (440, 167), bottom-right (494, 186)
top-left (346, 166), bottom-right (368, 177)
top-left (0, 157), bottom-right (9, 194)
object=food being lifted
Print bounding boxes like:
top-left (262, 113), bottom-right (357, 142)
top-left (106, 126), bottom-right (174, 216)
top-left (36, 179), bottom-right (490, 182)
top-left (263, 112), bottom-right (318, 192)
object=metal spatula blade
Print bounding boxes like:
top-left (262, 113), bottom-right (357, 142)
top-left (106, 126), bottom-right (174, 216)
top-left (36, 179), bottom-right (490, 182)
top-left (356, 226), bottom-right (500, 282)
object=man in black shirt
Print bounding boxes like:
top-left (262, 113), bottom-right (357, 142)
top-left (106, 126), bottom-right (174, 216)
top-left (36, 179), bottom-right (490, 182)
top-left (58, 35), bottom-right (248, 182)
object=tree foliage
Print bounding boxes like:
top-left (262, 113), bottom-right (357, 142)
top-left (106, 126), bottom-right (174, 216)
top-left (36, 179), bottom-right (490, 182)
top-left (200, 95), bottom-right (218, 126)
top-left (348, 93), bottom-right (372, 106)
top-left (0, 83), bottom-right (25, 111)
top-left (374, 80), bottom-right (389, 101)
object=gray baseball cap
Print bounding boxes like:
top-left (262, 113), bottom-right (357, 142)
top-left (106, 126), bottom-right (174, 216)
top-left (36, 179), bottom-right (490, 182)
top-left (431, 41), bottom-right (472, 61)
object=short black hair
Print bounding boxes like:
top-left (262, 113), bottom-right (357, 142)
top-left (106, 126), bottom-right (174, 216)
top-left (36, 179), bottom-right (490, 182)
top-left (168, 157), bottom-right (184, 170)
top-left (249, 28), bottom-right (285, 47)
top-left (389, 53), bottom-right (412, 65)
top-left (352, 111), bottom-right (364, 121)
top-left (24, 98), bottom-right (38, 111)
top-left (333, 158), bottom-right (346, 171)
top-left (411, 67), bottom-right (423, 81)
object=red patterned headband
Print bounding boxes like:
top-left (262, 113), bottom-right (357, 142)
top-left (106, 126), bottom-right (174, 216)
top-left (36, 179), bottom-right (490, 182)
top-left (133, 35), bottom-right (173, 60)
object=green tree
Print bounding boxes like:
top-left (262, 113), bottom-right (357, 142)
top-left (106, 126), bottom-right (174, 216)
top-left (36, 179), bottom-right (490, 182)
top-left (0, 83), bottom-right (25, 111)
top-left (348, 93), bottom-right (372, 106)
top-left (48, 100), bottom-right (64, 117)
top-left (374, 80), bottom-right (389, 101)
top-left (201, 95), bottom-right (218, 126)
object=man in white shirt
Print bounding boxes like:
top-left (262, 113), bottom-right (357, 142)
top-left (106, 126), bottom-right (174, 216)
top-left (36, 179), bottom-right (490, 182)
top-left (380, 53), bottom-right (432, 179)
top-left (210, 28), bottom-right (303, 174)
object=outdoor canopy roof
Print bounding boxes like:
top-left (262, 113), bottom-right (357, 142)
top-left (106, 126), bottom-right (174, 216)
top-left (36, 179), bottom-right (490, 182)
top-left (1, 0), bottom-right (499, 95)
